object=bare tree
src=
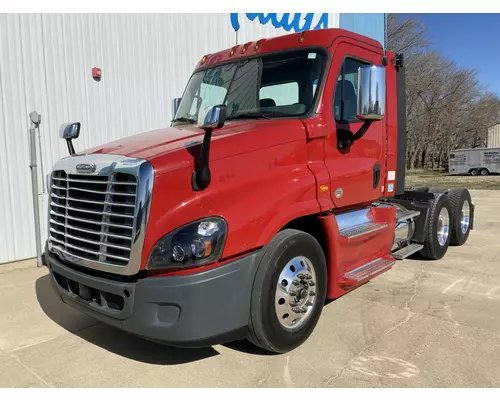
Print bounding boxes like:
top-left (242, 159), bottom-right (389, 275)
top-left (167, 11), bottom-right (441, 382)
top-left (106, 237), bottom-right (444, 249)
top-left (387, 14), bottom-right (428, 55)
top-left (387, 14), bottom-right (500, 170)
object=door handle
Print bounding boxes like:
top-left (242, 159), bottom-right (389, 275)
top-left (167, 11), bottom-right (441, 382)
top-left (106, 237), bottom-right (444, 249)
top-left (373, 163), bottom-right (380, 189)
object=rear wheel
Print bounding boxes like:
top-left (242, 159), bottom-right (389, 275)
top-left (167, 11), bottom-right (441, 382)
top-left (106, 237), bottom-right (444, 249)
top-left (480, 168), bottom-right (489, 176)
top-left (420, 193), bottom-right (452, 260)
top-left (247, 229), bottom-right (327, 354)
top-left (428, 187), bottom-right (446, 194)
top-left (447, 188), bottom-right (472, 246)
top-left (470, 169), bottom-right (479, 176)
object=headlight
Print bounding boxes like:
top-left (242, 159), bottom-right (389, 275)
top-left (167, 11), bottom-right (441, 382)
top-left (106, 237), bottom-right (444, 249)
top-left (147, 217), bottom-right (227, 270)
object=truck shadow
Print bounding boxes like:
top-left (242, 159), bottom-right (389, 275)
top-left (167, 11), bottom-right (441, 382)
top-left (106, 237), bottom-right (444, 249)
top-left (35, 274), bottom-right (219, 365)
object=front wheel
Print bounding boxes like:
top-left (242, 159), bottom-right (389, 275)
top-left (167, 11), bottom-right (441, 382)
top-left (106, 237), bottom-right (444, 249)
top-left (247, 229), bottom-right (327, 353)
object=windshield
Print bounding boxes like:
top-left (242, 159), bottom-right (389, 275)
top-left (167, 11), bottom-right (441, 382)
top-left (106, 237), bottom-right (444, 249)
top-left (173, 50), bottom-right (326, 125)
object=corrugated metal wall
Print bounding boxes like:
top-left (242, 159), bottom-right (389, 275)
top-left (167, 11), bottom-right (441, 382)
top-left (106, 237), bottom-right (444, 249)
top-left (0, 13), bottom-right (237, 263)
top-left (0, 13), bottom-right (384, 264)
top-left (339, 14), bottom-right (385, 47)
top-left (488, 123), bottom-right (500, 148)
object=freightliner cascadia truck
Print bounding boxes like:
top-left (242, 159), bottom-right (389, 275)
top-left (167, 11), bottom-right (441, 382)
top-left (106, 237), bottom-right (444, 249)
top-left (46, 28), bottom-right (475, 353)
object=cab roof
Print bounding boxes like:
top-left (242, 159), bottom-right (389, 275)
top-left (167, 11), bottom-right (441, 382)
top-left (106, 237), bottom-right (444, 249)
top-left (194, 28), bottom-right (383, 71)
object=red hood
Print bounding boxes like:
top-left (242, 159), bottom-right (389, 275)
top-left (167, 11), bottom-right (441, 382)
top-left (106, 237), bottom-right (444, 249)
top-left (82, 119), bottom-right (307, 174)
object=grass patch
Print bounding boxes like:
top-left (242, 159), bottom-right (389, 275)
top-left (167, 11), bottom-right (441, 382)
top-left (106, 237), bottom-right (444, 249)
top-left (405, 169), bottom-right (500, 190)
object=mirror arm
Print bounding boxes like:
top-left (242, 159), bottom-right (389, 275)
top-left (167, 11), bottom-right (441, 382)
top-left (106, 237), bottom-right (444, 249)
top-left (192, 128), bottom-right (213, 191)
top-left (352, 120), bottom-right (373, 142)
top-left (337, 120), bottom-right (373, 150)
top-left (66, 139), bottom-right (76, 156)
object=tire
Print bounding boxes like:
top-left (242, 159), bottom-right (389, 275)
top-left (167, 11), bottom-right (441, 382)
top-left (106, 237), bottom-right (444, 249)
top-left (480, 168), bottom-right (489, 176)
top-left (428, 187), bottom-right (446, 194)
top-left (470, 169), bottom-right (479, 176)
top-left (447, 188), bottom-right (472, 246)
top-left (420, 193), bottom-right (452, 260)
top-left (247, 229), bottom-right (327, 354)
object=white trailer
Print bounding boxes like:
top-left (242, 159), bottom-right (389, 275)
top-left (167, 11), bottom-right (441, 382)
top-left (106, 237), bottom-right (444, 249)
top-left (449, 148), bottom-right (500, 176)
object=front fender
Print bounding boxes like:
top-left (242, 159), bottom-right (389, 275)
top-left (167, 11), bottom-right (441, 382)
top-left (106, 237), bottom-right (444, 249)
top-left (141, 139), bottom-right (320, 269)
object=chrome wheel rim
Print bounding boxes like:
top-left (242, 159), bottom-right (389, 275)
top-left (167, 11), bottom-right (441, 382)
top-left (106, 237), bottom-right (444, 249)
top-left (437, 207), bottom-right (450, 246)
top-left (461, 200), bottom-right (470, 234)
top-left (275, 256), bottom-right (317, 331)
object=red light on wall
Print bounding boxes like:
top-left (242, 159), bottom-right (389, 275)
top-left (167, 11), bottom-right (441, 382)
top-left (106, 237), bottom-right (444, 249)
top-left (92, 67), bottom-right (102, 81)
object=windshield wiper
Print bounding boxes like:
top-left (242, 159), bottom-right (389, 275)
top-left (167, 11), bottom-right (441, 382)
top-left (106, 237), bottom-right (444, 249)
top-left (172, 116), bottom-right (197, 124)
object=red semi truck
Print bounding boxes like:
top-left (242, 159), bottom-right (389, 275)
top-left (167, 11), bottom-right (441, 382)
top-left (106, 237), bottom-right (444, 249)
top-left (46, 28), bottom-right (474, 353)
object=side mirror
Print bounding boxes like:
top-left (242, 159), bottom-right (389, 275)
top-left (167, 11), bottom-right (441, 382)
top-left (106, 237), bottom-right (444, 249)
top-left (172, 98), bottom-right (181, 117)
top-left (59, 122), bottom-right (81, 156)
top-left (59, 122), bottom-right (81, 140)
top-left (356, 65), bottom-right (386, 121)
top-left (197, 104), bottom-right (226, 131)
top-left (191, 105), bottom-right (227, 191)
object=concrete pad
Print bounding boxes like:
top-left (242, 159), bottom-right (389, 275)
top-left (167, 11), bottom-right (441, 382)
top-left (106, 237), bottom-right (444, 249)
top-left (0, 353), bottom-right (48, 387)
top-left (0, 258), bottom-right (37, 274)
top-left (0, 189), bottom-right (499, 387)
top-left (0, 267), bottom-right (96, 353)
top-left (331, 312), bottom-right (500, 387)
top-left (9, 294), bottom-right (407, 387)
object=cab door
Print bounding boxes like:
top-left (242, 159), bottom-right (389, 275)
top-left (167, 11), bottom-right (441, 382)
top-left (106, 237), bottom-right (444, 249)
top-left (323, 41), bottom-right (386, 208)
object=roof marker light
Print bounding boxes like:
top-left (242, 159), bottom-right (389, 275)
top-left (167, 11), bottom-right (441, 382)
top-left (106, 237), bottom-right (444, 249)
top-left (298, 31), bottom-right (306, 43)
top-left (241, 42), bottom-right (251, 54)
top-left (255, 40), bottom-right (262, 51)
top-left (201, 55), bottom-right (208, 65)
top-left (229, 46), bottom-right (238, 57)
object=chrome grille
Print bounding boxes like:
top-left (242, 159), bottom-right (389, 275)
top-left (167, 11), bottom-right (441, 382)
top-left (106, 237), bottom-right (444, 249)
top-left (49, 170), bottom-right (138, 266)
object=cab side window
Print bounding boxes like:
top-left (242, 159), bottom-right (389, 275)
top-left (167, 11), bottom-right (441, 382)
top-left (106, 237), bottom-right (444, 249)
top-left (334, 58), bottom-right (370, 122)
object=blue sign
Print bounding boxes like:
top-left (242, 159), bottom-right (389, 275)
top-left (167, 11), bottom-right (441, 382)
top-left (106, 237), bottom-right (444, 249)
top-left (230, 13), bottom-right (329, 33)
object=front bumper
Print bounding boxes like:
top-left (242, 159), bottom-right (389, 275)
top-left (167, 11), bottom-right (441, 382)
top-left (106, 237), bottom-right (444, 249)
top-left (47, 250), bottom-right (261, 347)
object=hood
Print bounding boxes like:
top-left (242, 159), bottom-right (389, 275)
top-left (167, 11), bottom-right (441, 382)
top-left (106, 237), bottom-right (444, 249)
top-left (82, 119), bottom-right (307, 174)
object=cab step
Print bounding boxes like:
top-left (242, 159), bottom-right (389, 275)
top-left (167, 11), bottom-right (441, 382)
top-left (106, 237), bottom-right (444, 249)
top-left (339, 222), bottom-right (388, 239)
top-left (343, 257), bottom-right (395, 284)
top-left (396, 210), bottom-right (420, 222)
top-left (392, 243), bottom-right (424, 260)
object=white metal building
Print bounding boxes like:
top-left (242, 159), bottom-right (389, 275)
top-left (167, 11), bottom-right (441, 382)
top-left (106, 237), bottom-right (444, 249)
top-left (0, 13), bottom-right (384, 264)
top-left (488, 122), bottom-right (500, 148)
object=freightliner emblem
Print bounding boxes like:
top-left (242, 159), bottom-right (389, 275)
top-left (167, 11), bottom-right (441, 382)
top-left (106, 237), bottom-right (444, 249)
top-left (76, 163), bottom-right (97, 173)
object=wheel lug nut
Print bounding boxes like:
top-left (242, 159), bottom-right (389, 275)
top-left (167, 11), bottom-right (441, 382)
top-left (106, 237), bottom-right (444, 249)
top-left (289, 290), bottom-right (298, 296)
top-left (292, 306), bottom-right (307, 313)
top-left (306, 301), bottom-right (313, 306)
top-left (309, 291), bottom-right (316, 296)
top-left (297, 273), bottom-right (306, 279)
top-left (291, 281), bottom-right (300, 286)
top-left (308, 281), bottom-right (315, 287)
